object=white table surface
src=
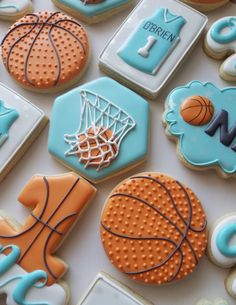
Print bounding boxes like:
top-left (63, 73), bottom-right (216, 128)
top-left (0, 1), bottom-right (236, 305)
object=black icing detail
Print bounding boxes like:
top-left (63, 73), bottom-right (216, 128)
top-left (205, 109), bottom-right (236, 152)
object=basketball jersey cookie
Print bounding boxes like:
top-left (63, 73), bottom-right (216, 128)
top-left (181, 0), bottom-right (229, 12)
top-left (204, 16), bottom-right (236, 82)
top-left (77, 272), bottom-right (154, 305)
top-left (52, 0), bottom-right (134, 24)
top-left (118, 8), bottom-right (186, 75)
top-left (163, 81), bottom-right (236, 178)
top-left (100, 172), bottom-right (208, 285)
top-left (0, 0), bottom-right (32, 21)
top-left (48, 77), bottom-right (149, 184)
top-left (0, 82), bottom-right (47, 183)
top-left (196, 299), bottom-right (229, 305)
top-left (0, 172), bottom-right (96, 305)
top-left (1, 11), bottom-right (90, 93)
top-left (99, 0), bottom-right (207, 99)
top-left (208, 213), bottom-right (236, 299)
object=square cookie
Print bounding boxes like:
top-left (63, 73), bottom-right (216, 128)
top-left (99, 0), bottom-right (208, 99)
top-left (77, 273), bottom-right (153, 305)
top-left (0, 83), bottom-right (48, 182)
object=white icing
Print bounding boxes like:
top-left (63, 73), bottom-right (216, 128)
top-left (232, 277), bottom-right (236, 295)
top-left (138, 36), bottom-right (157, 58)
top-left (222, 53), bottom-right (236, 76)
top-left (99, 0), bottom-right (207, 98)
top-left (0, 254), bottom-right (66, 305)
top-left (210, 214), bottom-right (236, 267)
top-left (0, 83), bottom-right (45, 175)
top-left (78, 273), bottom-right (153, 305)
top-left (0, 0), bottom-right (31, 15)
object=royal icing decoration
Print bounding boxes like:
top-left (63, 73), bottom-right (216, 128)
top-left (99, 0), bottom-right (207, 99)
top-left (0, 100), bottom-right (19, 147)
top-left (196, 299), bottom-right (229, 305)
top-left (48, 77), bottom-right (149, 183)
top-left (181, 0), bottom-right (230, 12)
top-left (205, 16), bottom-right (236, 81)
top-left (118, 8), bottom-right (186, 75)
top-left (1, 12), bottom-right (89, 92)
top-left (0, 173), bottom-right (96, 286)
top-left (164, 81), bottom-right (236, 176)
top-left (0, 82), bottom-right (47, 183)
top-left (100, 172), bottom-right (208, 285)
top-left (0, 0), bottom-right (32, 19)
top-left (78, 273), bottom-right (154, 305)
top-left (208, 213), bottom-right (236, 299)
top-left (0, 245), bottom-right (66, 305)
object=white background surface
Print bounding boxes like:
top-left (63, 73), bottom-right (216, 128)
top-left (0, 1), bottom-right (236, 305)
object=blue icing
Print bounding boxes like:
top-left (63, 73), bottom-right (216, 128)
top-left (210, 17), bottom-right (236, 44)
top-left (0, 100), bottom-right (19, 147)
top-left (216, 223), bottom-right (236, 257)
top-left (164, 81), bottom-right (236, 174)
top-left (56, 0), bottom-right (131, 17)
top-left (0, 245), bottom-right (49, 305)
top-left (118, 8), bottom-right (186, 75)
top-left (48, 77), bottom-right (149, 182)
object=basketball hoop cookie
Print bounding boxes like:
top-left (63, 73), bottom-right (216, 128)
top-left (1, 11), bottom-right (90, 93)
top-left (181, 1), bottom-right (229, 12)
top-left (99, 0), bottom-right (207, 99)
top-left (52, 0), bottom-right (134, 24)
top-left (0, 172), bottom-right (96, 305)
top-left (100, 172), bottom-right (208, 285)
top-left (163, 81), bottom-right (236, 178)
top-left (0, 82), bottom-right (47, 183)
top-left (204, 16), bottom-right (236, 82)
top-left (0, 0), bottom-right (32, 21)
top-left (48, 77), bottom-right (149, 183)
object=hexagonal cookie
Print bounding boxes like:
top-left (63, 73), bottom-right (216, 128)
top-left (48, 77), bottom-right (149, 183)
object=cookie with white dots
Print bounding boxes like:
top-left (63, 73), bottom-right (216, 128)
top-left (100, 172), bottom-right (208, 285)
top-left (1, 11), bottom-right (90, 93)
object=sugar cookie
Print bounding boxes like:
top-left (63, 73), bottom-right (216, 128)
top-left (0, 172), bottom-right (96, 305)
top-left (48, 77), bottom-right (149, 184)
top-left (100, 172), bottom-right (208, 285)
top-left (208, 213), bottom-right (236, 299)
top-left (99, 0), bottom-right (207, 99)
top-left (204, 16), bottom-right (236, 82)
top-left (196, 299), bottom-right (229, 305)
top-left (52, 0), bottom-right (134, 24)
top-left (0, 82), bottom-right (47, 183)
top-left (163, 81), bottom-right (236, 178)
top-left (1, 11), bottom-right (90, 93)
top-left (0, 0), bottom-right (32, 21)
top-left (181, 1), bottom-right (229, 12)
top-left (77, 272), bottom-right (154, 305)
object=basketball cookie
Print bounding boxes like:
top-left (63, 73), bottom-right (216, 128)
top-left (204, 16), bottom-right (236, 82)
top-left (99, 0), bottom-right (207, 99)
top-left (0, 172), bottom-right (96, 305)
top-left (196, 299), bottom-right (229, 305)
top-left (0, 0), bottom-right (32, 21)
top-left (100, 172), bottom-right (208, 285)
top-left (1, 11), bottom-right (90, 93)
top-left (208, 213), bottom-right (236, 299)
top-left (51, 0), bottom-right (134, 24)
top-left (48, 77), bottom-right (149, 183)
top-left (163, 81), bottom-right (236, 178)
top-left (0, 82), bottom-right (47, 183)
top-left (77, 272), bottom-right (154, 305)
top-left (181, 0), bottom-right (229, 12)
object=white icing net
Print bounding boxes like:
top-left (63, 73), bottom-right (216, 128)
top-left (64, 90), bottom-right (136, 171)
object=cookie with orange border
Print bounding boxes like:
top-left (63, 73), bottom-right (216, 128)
top-left (100, 172), bottom-right (208, 285)
top-left (1, 11), bottom-right (90, 93)
top-left (181, 0), bottom-right (230, 11)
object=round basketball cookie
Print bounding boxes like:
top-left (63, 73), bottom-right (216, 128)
top-left (1, 11), bottom-right (90, 93)
top-left (181, 0), bottom-right (229, 12)
top-left (100, 172), bottom-right (208, 285)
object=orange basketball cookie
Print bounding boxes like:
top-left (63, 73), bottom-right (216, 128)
top-left (100, 172), bottom-right (208, 285)
top-left (181, 0), bottom-right (229, 11)
top-left (1, 11), bottom-right (90, 93)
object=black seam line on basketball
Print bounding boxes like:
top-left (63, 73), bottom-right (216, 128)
top-left (181, 105), bottom-right (212, 112)
top-left (199, 96), bottom-right (208, 125)
top-left (18, 176), bottom-right (81, 267)
top-left (44, 212), bottom-right (77, 280)
top-left (0, 176), bottom-right (49, 240)
top-left (188, 98), bottom-right (207, 124)
top-left (101, 222), bottom-right (183, 281)
top-left (30, 213), bottom-right (63, 236)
